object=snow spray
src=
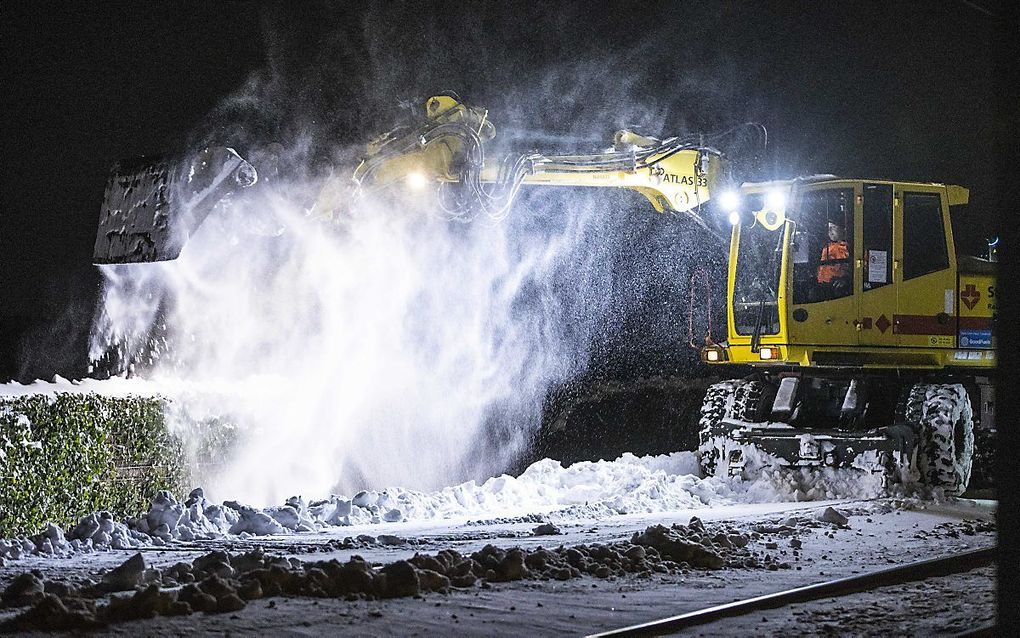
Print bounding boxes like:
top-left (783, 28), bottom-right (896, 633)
top-left (89, 153), bottom-right (622, 505)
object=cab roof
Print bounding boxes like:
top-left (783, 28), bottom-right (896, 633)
top-left (741, 176), bottom-right (969, 205)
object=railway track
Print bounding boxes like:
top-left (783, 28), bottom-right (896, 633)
top-left (589, 545), bottom-right (996, 637)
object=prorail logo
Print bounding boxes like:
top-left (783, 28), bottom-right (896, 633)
top-left (960, 284), bottom-right (980, 311)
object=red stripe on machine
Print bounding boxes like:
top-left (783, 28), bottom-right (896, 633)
top-left (959, 316), bottom-right (994, 330)
top-left (892, 314), bottom-right (955, 335)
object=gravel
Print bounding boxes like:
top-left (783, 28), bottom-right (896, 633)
top-left (532, 523), bottom-right (562, 536)
top-left (0, 517), bottom-right (765, 631)
top-left (818, 507), bottom-right (850, 527)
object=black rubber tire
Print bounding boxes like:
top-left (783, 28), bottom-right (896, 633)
top-left (896, 383), bottom-right (926, 426)
top-left (729, 380), bottom-right (772, 422)
top-left (917, 384), bottom-right (975, 496)
top-left (697, 381), bottom-right (740, 475)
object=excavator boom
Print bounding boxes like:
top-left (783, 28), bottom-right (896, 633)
top-left (93, 94), bottom-right (738, 261)
top-left (337, 95), bottom-right (729, 228)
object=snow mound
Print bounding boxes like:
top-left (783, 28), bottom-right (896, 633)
top-left (370, 453), bottom-right (705, 521)
top-left (0, 449), bottom-right (894, 562)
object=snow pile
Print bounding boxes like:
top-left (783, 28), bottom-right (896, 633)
top-left (699, 435), bottom-right (887, 504)
top-left (0, 516), bottom-right (150, 562)
top-left (0, 449), bottom-right (895, 562)
top-left (383, 453), bottom-right (705, 520)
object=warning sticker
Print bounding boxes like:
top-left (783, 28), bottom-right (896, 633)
top-left (868, 250), bottom-right (887, 283)
top-left (928, 335), bottom-right (954, 348)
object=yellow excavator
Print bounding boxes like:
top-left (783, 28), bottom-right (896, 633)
top-left (94, 95), bottom-right (996, 495)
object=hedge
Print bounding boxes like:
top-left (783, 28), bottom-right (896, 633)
top-left (0, 393), bottom-right (235, 537)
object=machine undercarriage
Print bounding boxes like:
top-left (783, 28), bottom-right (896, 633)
top-left (697, 373), bottom-right (990, 495)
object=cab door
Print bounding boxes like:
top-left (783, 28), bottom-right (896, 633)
top-left (893, 185), bottom-right (957, 348)
top-left (787, 184), bottom-right (859, 347)
top-left (858, 183), bottom-right (897, 346)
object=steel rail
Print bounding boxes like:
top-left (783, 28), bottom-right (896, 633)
top-left (588, 545), bottom-right (995, 637)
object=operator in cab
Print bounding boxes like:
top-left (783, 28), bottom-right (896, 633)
top-left (817, 221), bottom-right (850, 294)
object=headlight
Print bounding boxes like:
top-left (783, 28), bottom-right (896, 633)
top-left (759, 347), bottom-right (775, 360)
top-left (406, 171), bottom-right (429, 190)
top-left (719, 190), bottom-right (740, 211)
top-left (702, 346), bottom-right (727, 362)
top-left (766, 189), bottom-right (787, 211)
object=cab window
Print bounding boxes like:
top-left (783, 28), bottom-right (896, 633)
top-left (902, 192), bottom-right (949, 280)
top-left (863, 183), bottom-right (892, 290)
top-left (792, 188), bottom-right (854, 304)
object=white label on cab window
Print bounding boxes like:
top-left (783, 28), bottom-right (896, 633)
top-left (868, 250), bottom-right (887, 283)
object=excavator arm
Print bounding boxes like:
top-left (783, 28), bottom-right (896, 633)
top-left (94, 95), bottom-right (738, 264)
top-left (333, 95), bottom-right (729, 228)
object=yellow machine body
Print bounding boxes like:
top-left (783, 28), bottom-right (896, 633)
top-left (704, 178), bottom-right (996, 371)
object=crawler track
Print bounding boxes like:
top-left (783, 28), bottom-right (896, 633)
top-left (589, 545), bottom-right (996, 637)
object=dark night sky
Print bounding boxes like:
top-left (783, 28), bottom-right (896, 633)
top-left (0, 1), bottom-right (1010, 382)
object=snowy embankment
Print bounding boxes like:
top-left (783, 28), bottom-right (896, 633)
top-left (0, 446), bottom-right (885, 562)
top-left (2, 377), bottom-right (886, 562)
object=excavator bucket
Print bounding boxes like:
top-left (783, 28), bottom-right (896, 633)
top-left (93, 146), bottom-right (257, 264)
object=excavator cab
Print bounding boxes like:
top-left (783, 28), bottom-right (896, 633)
top-left (706, 177), bottom-right (993, 368)
top-left (794, 188), bottom-right (854, 303)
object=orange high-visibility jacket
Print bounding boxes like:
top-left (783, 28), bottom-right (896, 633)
top-left (817, 241), bottom-right (850, 283)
